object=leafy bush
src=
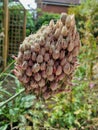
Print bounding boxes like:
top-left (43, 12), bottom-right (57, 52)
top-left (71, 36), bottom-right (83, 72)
top-left (34, 12), bottom-right (60, 32)
top-left (68, 0), bottom-right (98, 43)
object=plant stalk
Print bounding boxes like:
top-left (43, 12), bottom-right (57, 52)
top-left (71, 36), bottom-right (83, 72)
top-left (0, 88), bottom-right (25, 107)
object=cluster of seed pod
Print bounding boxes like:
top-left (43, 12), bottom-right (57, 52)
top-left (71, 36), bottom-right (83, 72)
top-left (14, 13), bottom-right (80, 99)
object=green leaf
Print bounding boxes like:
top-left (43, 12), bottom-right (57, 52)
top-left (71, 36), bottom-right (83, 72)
top-left (19, 115), bottom-right (27, 123)
top-left (0, 124), bottom-right (8, 130)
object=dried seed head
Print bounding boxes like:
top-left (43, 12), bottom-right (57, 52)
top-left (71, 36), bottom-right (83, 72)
top-left (60, 13), bottom-right (67, 24)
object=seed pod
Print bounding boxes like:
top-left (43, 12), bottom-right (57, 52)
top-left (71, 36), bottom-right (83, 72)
top-left (57, 73), bottom-right (65, 81)
top-left (55, 20), bottom-right (60, 28)
top-left (68, 42), bottom-right (74, 52)
top-left (30, 80), bottom-right (38, 88)
top-left (28, 60), bottom-right (33, 67)
top-left (22, 75), bottom-right (30, 84)
top-left (61, 39), bottom-right (68, 49)
top-left (19, 44), bottom-right (25, 52)
top-left (49, 19), bottom-right (54, 28)
top-left (72, 46), bottom-right (79, 57)
top-left (32, 63), bottom-right (40, 73)
top-left (49, 44), bottom-right (55, 54)
top-left (61, 58), bottom-right (67, 66)
top-left (48, 59), bottom-right (54, 66)
top-left (63, 62), bottom-right (71, 74)
top-left (24, 50), bottom-right (31, 60)
top-left (34, 88), bottom-right (39, 95)
top-left (38, 78), bottom-right (45, 87)
top-left (66, 15), bottom-right (71, 27)
top-left (67, 53), bottom-right (73, 62)
top-left (60, 13), bottom-right (67, 24)
top-left (50, 82), bottom-right (59, 91)
top-left (42, 70), bottom-right (47, 79)
top-left (36, 54), bottom-right (43, 63)
top-left (71, 57), bottom-right (77, 63)
top-left (56, 41), bottom-right (61, 51)
top-left (26, 67), bottom-right (32, 77)
top-left (60, 50), bottom-right (65, 59)
top-left (54, 28), bottom-right (61, 39)
top-left (47, 74), bottom-right (54, 81)
top-left (44, 53), bottom-right (50, 62)
top-left (46, 66), bottom-right (53, 76)
top-left (40, 36), bottom-right (45, 46)
top-left (43, 92), bottom-right (51, 100)
top-left (40, 47), bottom-right (46, 55)
top-left (22, 61), bottom-right (28, 70)
top-left (25, 43), bottom-right (31, 50)
top-left (45, 41), bottom-right (50, 51)
top-left (70, 15), bottom-right (75, 27)
top-left (52, 50), bottom-right (60, 60)
top-left (40, 62), bottom-right (46, 71)
top-left (34, 43), bottom-right (40, 52)
top-left (56, 65), bottom-right (62, 76)
top-left (34, 72), bottom-right (41, 82)
top-left (61, 26), bottom-right (68, 36)
top-left (17, 51), bottom-right (23, 60)
top-left (31, 45), bottom-right (35, 52)
top-left (13, 69), bottom-right (21, 78)
top-left (42, 86), bottom-right (47, 93)
top-left (32, 52), bottom-right (36, 61)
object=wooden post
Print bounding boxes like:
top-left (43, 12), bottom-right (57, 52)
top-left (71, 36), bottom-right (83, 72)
top-left (3, 0), bottom-right (9, 69)
top-left (23, 9), bottom-right (27, 40)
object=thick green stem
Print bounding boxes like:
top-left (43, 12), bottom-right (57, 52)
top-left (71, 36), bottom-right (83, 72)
top-left (0, 88), bottom-right (25, 107)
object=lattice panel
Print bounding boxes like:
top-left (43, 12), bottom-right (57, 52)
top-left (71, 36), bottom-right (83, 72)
top-left (8, 9), bottom-right (24, 55)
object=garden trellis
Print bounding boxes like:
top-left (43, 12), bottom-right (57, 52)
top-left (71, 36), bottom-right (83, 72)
top-left (0, 0), bottom-right (27, 69)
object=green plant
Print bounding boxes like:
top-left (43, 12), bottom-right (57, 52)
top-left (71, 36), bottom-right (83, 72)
top-left (34, 12), bottom-right (60, 32)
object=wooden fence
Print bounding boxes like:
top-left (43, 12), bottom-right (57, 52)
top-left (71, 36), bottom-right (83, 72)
top-left (0, 0), bottom-right (27, 70)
